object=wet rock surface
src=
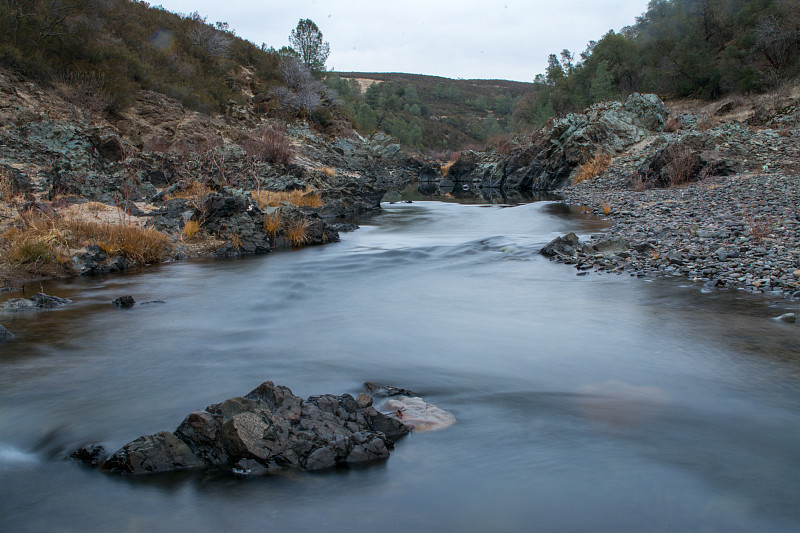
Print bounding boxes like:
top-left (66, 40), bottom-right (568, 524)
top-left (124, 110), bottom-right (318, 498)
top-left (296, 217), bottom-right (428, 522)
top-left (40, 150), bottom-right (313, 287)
top-left (93, 381), bottom-right (412, 475)
top-left (0, 292), bottom-right (71, 311)
top-left (0, 324), bottom-right (14, 341)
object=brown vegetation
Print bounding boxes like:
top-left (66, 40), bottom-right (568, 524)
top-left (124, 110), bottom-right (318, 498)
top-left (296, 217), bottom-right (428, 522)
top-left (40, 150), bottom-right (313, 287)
top-left (573, 150), bottom-right (612, 184)
top-left (242, 127), bottom-right (295, 166)
top-left (1, 212), bottom-right (170, 270)
top-left (251, 188), bottom-right (323, 209)
top-left (284, 219), bottom-right (310, 247)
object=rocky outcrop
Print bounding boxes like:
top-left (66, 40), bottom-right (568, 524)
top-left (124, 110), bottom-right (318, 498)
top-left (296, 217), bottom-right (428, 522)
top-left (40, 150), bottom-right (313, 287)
top-left (433, 93), bottom-right (668, 193)
top-left (95, 381), bottom-right (410, 475)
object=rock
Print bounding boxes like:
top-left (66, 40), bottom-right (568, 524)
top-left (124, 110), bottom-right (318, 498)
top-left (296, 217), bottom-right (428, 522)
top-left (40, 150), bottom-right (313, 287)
top-left (31, 292), bottom-right (71, 308)
top-left (364, 382), bottom-right (417, 397)
top-left (71, 444), bottom-right (107, 468)
top-left (382, 190), bottom-right (402, 202)
top-left (112, 296), bottom-right (136, 308)
top-left (775, 313), bottom-right (796, 323)
top-left (441, 93), bottom-right (668, 192)
top-left (102, 431), bottom-right (205, 474)
top-left (96, 381), bottom-right (422, 475)
top-left (2, 293), bottom-right (71, 311)
top-left (201, 188), bottom-right (271, 255)
top-left (540, 232), bottom-right (583, 258)
top-left (0, 324), bottom-right (14, 341)
top-left (383, 396), bottom-right (457, 432)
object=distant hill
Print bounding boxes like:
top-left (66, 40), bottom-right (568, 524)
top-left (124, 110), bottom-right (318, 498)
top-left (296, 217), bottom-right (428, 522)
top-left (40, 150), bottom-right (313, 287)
top-left (327, 72), bottom-right (534, 154)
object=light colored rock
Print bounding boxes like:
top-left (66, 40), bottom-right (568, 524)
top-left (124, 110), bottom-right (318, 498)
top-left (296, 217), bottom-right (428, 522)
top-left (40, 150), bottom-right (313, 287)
top-left (384, 396), bottom-right (456, 432)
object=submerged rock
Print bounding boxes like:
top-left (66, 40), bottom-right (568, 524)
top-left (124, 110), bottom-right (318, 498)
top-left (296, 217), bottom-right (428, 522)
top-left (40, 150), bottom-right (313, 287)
top-left (775, 313), bottom-right (796, 324)
top-left (98, 381), bottom-right (413, 475)
top-left (1, 292), bottom-right (71, 312)
top-left (112, 296), bottom-right (136, 308)
top-left (0, 324), bottom-right (14, 341)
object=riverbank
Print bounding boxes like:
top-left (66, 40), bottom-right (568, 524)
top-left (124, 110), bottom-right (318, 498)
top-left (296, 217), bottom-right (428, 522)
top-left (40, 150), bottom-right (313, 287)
top-left (552, 170), bottom-right (800, 299)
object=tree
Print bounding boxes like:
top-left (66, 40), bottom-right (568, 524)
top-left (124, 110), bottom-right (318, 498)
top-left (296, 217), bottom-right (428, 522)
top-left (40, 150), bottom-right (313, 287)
top-left (289, 18), bottom-right (330, 72)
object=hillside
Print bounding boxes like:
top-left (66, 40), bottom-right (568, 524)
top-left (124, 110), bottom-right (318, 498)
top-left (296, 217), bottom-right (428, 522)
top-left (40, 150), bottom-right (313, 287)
top-left (513, 0), bottom-right (800, 129)
top-left (328, 72), bottom-right (533, 153)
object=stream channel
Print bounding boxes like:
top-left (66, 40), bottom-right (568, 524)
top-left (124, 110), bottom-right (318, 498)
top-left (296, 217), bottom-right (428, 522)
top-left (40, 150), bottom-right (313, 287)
top-left (1, 199), bottom-right (799, 532)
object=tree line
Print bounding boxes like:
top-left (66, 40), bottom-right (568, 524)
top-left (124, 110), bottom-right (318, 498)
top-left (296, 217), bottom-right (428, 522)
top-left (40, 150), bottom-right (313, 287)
top-left (513, 0), bottom-right (800, 129)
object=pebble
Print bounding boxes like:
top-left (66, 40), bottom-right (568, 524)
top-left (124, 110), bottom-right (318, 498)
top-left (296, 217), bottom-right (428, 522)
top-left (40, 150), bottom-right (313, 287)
top-left (557, 173), bottom-right (800, 299)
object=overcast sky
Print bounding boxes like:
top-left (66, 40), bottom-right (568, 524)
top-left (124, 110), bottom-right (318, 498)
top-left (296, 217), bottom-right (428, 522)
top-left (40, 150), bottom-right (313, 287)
top-left (151, 0), bottom-right (650, 82)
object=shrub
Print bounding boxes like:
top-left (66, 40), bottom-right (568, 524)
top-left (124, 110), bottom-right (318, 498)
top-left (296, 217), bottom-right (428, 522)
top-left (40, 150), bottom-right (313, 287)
top-left (573, 150), bottom-right (612, 184)
top-left (664, 117), bottom-right (682, 132)
top-left (242, 127), bottom-right (294, 165)
top-left (664, 146), bottom-right (699, 187)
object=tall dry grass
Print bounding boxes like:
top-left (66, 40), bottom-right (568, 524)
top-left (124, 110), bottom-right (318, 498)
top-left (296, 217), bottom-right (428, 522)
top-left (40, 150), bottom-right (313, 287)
top-left (2, 213), bottom-right (170, 266)
top-left (573, 150), bottom-right (612, 184)
top-left (251, 188), bottom-right (323, 209)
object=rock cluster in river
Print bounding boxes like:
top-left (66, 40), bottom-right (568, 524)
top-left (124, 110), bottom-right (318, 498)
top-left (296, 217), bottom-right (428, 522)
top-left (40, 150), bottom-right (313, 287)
top-left (89, 381), bottom-right (411, 475)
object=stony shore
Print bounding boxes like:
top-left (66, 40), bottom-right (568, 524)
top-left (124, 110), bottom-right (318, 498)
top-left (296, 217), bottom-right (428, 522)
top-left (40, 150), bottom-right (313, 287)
top-left (553, 171), bottom-right (800, 300)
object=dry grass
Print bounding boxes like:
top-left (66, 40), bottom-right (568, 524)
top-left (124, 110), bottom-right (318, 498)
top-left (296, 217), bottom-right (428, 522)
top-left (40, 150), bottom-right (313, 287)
top-left (573, 150), bottom-right (612, 184)
top-left (284, 218), bottom-right (309, 247)
top-left (263, 212), bottom-right (280, 238)
top-left (0, 167), bottom-right (14, 201)
top-left (251, 188), bottom-right (323, 209)
top-left (166, 181), bottom-right (213, 201)
top-left (695, 114), bottom-right (717, 131)
top-left (182, 219), bottom-right (200, 239)
top-left (441, 160), bottom-right (456, 177)
top-left (1, 213), bottom-right (170, 267)
top-left (316, 166), bottom-right (336, 178)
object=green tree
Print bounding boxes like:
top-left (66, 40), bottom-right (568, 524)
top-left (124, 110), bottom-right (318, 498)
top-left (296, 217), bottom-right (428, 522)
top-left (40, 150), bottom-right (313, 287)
top-left (289, 18), bottom-right (330, 72)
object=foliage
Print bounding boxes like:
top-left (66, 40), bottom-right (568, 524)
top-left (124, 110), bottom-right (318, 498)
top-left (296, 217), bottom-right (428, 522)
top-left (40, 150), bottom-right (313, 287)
top-left (513, 0), bottom-right (800, 130)
top-left (327, 72), bottom-right (530, 151)
top-left (0, 0), bottom-right (284, 113)
top-left (289, 18), bottom-right (330, 73)
top-left (242, 126), bottom-right (295, 165)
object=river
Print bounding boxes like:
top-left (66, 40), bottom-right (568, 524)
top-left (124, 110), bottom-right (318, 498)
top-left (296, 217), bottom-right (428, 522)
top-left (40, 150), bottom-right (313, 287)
top-left (1, 200), bottom-right (799, 532)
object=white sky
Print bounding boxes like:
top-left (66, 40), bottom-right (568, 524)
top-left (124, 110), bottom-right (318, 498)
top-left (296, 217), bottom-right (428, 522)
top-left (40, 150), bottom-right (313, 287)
top-left (151, 0), bottom-right (650, 82)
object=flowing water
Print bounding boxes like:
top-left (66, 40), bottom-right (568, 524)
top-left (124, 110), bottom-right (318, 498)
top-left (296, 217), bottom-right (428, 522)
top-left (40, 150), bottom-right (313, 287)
top-left (1, 200), bottom-right (799, 533)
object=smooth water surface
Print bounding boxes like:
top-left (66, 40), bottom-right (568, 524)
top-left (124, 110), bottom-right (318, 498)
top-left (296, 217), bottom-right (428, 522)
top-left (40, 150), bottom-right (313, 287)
top-left (1, 200), bottom-right (799, 533)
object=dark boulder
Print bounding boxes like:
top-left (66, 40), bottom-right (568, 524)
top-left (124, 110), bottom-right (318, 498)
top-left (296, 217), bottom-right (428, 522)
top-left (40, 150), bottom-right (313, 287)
top-left (202, 188), bottom-right (271, 255)
top-left (112, 296), bottom-right (136, 308)
top-left (540, 232), bottom-right (583, 258)
top-left (99, 381), bottom-right (411, 475)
